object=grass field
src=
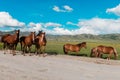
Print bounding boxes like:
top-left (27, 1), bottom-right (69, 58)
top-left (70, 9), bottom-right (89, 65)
top-left (0, 39), bottom-right (120, 60)
top-left (46, 40), bottom-right (120, 59)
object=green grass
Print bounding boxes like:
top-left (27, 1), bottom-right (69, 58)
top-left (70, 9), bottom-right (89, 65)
top-left (0, 40), bottom-right (120, 60)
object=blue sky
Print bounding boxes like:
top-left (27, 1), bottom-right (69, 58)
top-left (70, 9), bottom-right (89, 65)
top-left (0, 0), bottom-right (120, 35)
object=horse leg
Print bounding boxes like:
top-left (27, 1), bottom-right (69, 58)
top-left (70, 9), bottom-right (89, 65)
top-left (3, 43), bottom-right (6, 54)
top-left (35, 45), bottom-right (39, 56)
top-left (20, 42), bottom-right (22, 51)
top-left (28, 46), bottom-right (32, 56)
top-left (107, 53), bottom-right (112, 60)
top-left (42, 46), bottom-right (47, 57)
top-left (38, 47), bottom-right (42, 57)
top-left (22, 45), bottom-right (26, 56)
top-left (12, 45), bottom-right (16, 56)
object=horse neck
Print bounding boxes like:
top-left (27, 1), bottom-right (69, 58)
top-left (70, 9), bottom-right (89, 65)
top-left (77, 43), bottom-right (84, 48)
top-left (43, 35), bottom-right (46, 42)
top-left (40, 34), bottom-right (45, 42)
top-left (29, 34), bottom-right (34, 41)
top-left (13, 32), bottom-right (19, 40)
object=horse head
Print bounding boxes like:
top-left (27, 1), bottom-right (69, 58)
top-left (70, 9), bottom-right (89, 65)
top-left (81, 42), bottom-right (87, 49)
top-left (30, 32), bottom-right (36, 43)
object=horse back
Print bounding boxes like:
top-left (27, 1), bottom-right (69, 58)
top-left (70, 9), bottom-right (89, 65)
top-left (1, 34), bottom-right (11, 42)
top-left (97, 45), bottom-right (114, 53)
top-left (64, 43), bottom-right (79, 51)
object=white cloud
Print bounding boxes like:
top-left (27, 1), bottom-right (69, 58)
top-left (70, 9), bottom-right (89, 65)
top-left (66, 21), bottom-right (77, 26)
top-left (76, 18), bottom-right (120, 34)
top-left (24, 18), bottom-right (120, 35)
top-left (21, 22), bottom-right (62, 33)
top-left (0, 12), bottom-right (25, 27)
top-left (44, 22), bottom-right (62, 27)
top-left (27, 22), bottom-right (42, 32)
top-left (53, 6), bottom-right (61, 12)
top-left (106, 4), bottom-right (120, 16)
top-left (53, 5), bottom-right (73, 12)
top-left (45, 27), bottom-right (73, 35)
top-left (63, 5), bottom-right (73, 12)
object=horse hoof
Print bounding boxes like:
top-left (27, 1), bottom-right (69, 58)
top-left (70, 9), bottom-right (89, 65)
top-left (43, 53), bottom-right (47, 57)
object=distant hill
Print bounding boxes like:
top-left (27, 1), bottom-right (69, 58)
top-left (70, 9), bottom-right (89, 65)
top-left (46, 34), bottom-right (120, 41)
top-left (0, 31), bottom-right (120, 41)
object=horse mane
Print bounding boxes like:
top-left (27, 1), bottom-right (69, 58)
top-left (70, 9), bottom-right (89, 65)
top-left (37, 30), bottom-right (43, 36)
top-left (20, 36), bottom-right (26, 42)
top-left (77, 42), bottom-right (86, 46)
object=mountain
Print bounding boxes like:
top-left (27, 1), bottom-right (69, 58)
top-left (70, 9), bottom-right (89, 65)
top-left (0, 31), bottom-right (120, 41)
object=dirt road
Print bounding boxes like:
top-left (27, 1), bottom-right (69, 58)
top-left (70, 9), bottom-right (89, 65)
top-left (0, 51), bottom-right (120, 80)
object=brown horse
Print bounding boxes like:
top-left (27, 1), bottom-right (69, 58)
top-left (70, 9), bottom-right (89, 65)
top-left (90, 45), bottom-right (118, 60)
top-left (63, 42), bottom-right (87, 54)
top-left (34, 32), bottom-right (47, 56)
top-left (1, 30), bottom-right (20, 55)
top-left (1, 34), bottom-right (11, 50)
top-left (90, 47), bottom-right (103, 58)
top-left (20, 32), bottom-right (35, 56)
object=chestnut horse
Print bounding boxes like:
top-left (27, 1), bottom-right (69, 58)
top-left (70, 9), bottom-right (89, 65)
top-left (20, 32), bottom-right (35, 56)
top-left (90, 45), bottom-right (118, 60)
top-left (90, 47), bottom-right (99, 57)
top-left (1, 30), bottom-right (20, 55)
top-left (63, 42), bottom-right (87, 54)
top-left (1, 34), bottom-right (11, 50)
top-left (34, 32), bottom-right (47, 56)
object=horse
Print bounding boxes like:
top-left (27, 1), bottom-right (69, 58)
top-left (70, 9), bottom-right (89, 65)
top-left (34, 32), bottom-right (47, 57)
top-left (91, 45), bottom-right (118, 60)
top-left (90, 47), bottom-right (102, 57)
top-left (1, 30), bottom-right (20, 55)
top-left (20, 32), bottom-right (35, 56)
top-left (63, 42), bottom-right (87, 54)
top-left (1, 34), bottom-right (11, 50)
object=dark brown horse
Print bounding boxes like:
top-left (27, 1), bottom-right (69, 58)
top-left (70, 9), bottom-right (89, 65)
top-left (1, 30), bottom-right (20, 55)
top-left (1, 34), bottom-right (11, 50)
top-left (34, 32), bottom-right (47, 56)
top-left (90, 45), bottom-right (118, 60)
top-left (63, 42), bottom-right (87, 54)
top-left (20, 32), bottom-right (35, 56)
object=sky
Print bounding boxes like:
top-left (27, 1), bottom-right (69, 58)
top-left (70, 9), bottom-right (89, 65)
top-left (0, 0), bottom-right (120, 35)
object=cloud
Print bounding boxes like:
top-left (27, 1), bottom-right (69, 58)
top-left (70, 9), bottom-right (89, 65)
top-left (76, 18), bottom-right (120, 34)
top-left (106, 4), bottom-right (120, 16)
top-left (63, 5), bottom-right (73, 12)
top-left (44, 22), bottom-right (62, 27)
top-left (24, 18), bottom-right (120, 35)
top-left (45, 27), bottom-right (73, 35)
top-left (66, 21), bottom-right (77, 26)
top-left (53, 5), bottom-right (73, 12)
top-left (27, 22), bottom-right (43, 32)
top-left (0, 12), bottom-right (25, 27)
top-left (21, 22), bottom-right (62, 32)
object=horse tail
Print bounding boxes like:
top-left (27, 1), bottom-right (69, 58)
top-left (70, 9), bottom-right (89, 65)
top-left (63, 45), bottom-right (67, 54)
top-left (113, 48), bottom-right (118, 60)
